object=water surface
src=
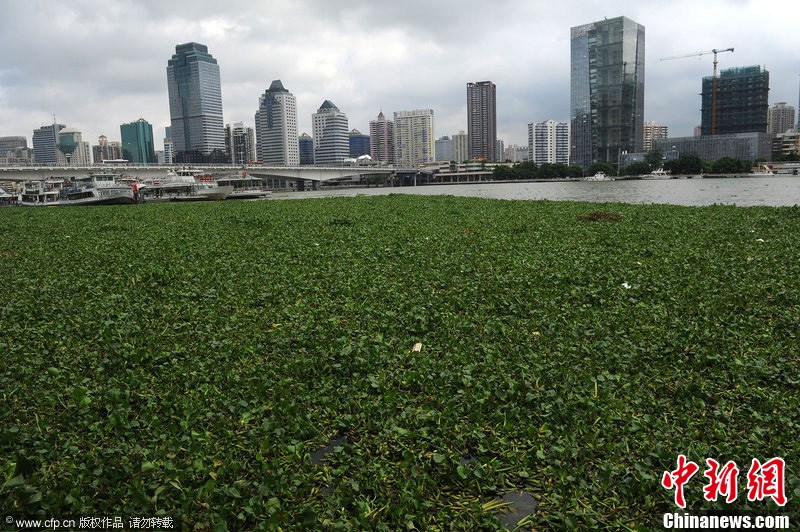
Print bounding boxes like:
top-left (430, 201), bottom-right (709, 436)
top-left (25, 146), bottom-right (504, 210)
top-left (270, 176), bottom-right (800, 207)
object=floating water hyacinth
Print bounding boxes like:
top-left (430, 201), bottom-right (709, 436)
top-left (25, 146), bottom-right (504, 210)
top-left (1, 195), bottom-right (797, 530)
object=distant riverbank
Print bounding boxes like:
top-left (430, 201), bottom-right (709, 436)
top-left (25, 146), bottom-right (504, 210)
top-left (280, 175), bottom-right (800, 207)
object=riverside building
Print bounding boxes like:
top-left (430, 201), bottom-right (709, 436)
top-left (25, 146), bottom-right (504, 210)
top-left (394, 109), bottom-right (435, 167)
top-left (369, 111), bottom-right (395, 165)
top-left (701, 66), bottom-right (769, 135)
top-left (255, 80), bottom-right (299, 166)
top-left (32, 124), bottom-right (65, 164)
top-left (768, 102), bottom-right (795, 135)
top-left (226, 122), bottom-right (256, 165)
top-left (467, 81), bottom-right (497, 160)
top-left (570, 16), bottom-right (645, 169)
top-left (120, 118), bottom-right (156, 164)
top-left (528, 120), bottom-right (570, 165)
top-left (166, 42), bottom-right (226, 163)
top-left (312, 101), bottom-right (349, 165)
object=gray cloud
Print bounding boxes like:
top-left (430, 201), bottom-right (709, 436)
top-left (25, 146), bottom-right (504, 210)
top-left (1, 0), bottom-right (797, 151)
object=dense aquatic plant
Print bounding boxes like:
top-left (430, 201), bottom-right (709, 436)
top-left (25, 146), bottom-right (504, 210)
top-left (1, 196), bottom-right (798, 529)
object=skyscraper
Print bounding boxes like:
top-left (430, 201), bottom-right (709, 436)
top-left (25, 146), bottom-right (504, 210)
top-left (467, 81), bottom-right (497, 160)
top-left (767, 102), bottom-right (795, 135)
top-left (120, 118), bottom-right (156, 164)
top-left (312, 100), bottom-right (349, 165)
top-left (435, 136), bottom-right (454, 162)
top-left (394, 109), bottom-right (435, 167)
top-left (32, 123), bottom-right (65, 164)
top-left (349, 129), bottom-right (371, 158)
top-left (369, 111), bottom-right (395, 165)
top-left (255, 80), bottom-right (299, 165)
top-left (528, 120), bottom-right (570, 165)
top-left (226, 122), bottom-right (256, 165)
top-left (298, 133), bottom-right (314, 165)
top-left (166, 42), bottom-right (226, 163)
top-left (56, 128), bottom-right (90, 165)
top-left (570, 16), bottom-right (645, 169)
top-left (643, 121), bottom-right (668, 153)
top-left (452, 131), bottom-right (468, 163)
top-left (701, 66), bottom-right (769, 135)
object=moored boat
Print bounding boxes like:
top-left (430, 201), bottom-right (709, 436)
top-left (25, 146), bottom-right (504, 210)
top-left (216, 174), bottom-right (272, 199)
top-left (143, 169), bottom-right (233, 202)
top-left (584, 171), bottom-right (612, 181)
top-left (751, 164), bottom-right (775, 177)
top-left (19, 174), bottom-right (136, 206)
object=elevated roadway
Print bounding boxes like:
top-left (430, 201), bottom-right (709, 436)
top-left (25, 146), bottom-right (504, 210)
top-left (0, 165), bottom-right (396, 183)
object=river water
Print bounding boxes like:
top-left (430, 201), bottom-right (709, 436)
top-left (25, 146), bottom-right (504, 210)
top-left (270, 176), bottom-right (800, 207)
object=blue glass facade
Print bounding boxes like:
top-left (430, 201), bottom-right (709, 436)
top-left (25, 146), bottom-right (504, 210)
top-left (166, 42), bottom-right (227, 163)
top-left (32, 124), bottom-right (65, 164)
top-left (571, 17), bottom-right (644, 169)
top-left (349, 130), bottom-right (370, 157)
top-left (298, 133), bottom-right (314, 165)
top-left (120, 118), bottom-right (156, 164)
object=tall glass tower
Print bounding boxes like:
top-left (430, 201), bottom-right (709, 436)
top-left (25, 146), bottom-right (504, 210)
top-left (32, 124), bottom-right (65, 164)
top-left (166, 42), bottom-right (226, 163)
top-left (120, 118), bottom-right (156, 164)
top-left (570, 17), bottom-right (644, 169)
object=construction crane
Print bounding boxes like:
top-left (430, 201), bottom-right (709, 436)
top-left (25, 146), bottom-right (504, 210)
top-left (661, 48), bottom-right (734, 135)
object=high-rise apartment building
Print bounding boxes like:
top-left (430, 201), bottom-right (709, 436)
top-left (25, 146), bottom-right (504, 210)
top-left (528, 120), bottom-right (570, 165)
top-left (93, 135), bottom-right (123, 163)
top-left (166, 42), bottom-right (226, 163)
top-left (255, 80), bottom-right (299, 166)
top-left (643, 121), bottom-right (668, 152)
top-left (435, 136), bottom-right (454, 162)
top-left (467, 81), bottom-right (497, 160)
top-left (701, 66), bottom-right (769, 135)
top-left (394, 109), bottom-right (434, 167)
top-left (349, 129), bottom-right (371, 158)
top-left (495, 139), bottom-right (505, 163)
top-left (570, 16), bottom-right (645, 169)
top-left (503, 144), bottom-right (528, 163)
top-left (312, 100), bottom-right (349, 165)
top-left (32, 124), bottom-right (65, 164)
top-left (56, 128), bottom-right (90, 165)
top-left (452, 131), bottom-right (468, 163)
top-left (767, 102), bottom-right (795, 135)
top-left (120, 118), bottom-right (156, 164)
top-left (298, 133), bottom-right (314, 165)
top-left (163, 139), bottom-right (174, 165)
top-left (226, 122), bottom-right (256, 165)
top-left (369, 111), bottom-right (395, 165)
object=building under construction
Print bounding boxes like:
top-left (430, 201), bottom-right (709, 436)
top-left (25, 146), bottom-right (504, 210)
top-left (701, 66), bottom-right (769, 135)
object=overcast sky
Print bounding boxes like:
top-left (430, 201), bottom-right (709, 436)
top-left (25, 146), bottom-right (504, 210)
top-left (1, 0), bottom-right (797, 151)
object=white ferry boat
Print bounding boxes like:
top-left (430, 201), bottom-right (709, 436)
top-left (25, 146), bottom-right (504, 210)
top-left (584, 171), bottom-right (612, 182)
top-left (216, 174), bottom-right (272, 200)
top-left (144, 169), bottom-right (233, 202)
top-left (19, 174), bottom-right (136, 206)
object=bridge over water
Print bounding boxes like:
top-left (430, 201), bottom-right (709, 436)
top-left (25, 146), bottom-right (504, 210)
top-left (0, 165), bottom-right (397, 185)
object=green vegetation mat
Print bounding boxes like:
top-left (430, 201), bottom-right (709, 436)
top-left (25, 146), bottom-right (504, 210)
top-left (1, 195), bottom-right (798, 529)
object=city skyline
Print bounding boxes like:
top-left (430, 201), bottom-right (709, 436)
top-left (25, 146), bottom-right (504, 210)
top-left (1, 1), bottom-right (798, 151)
